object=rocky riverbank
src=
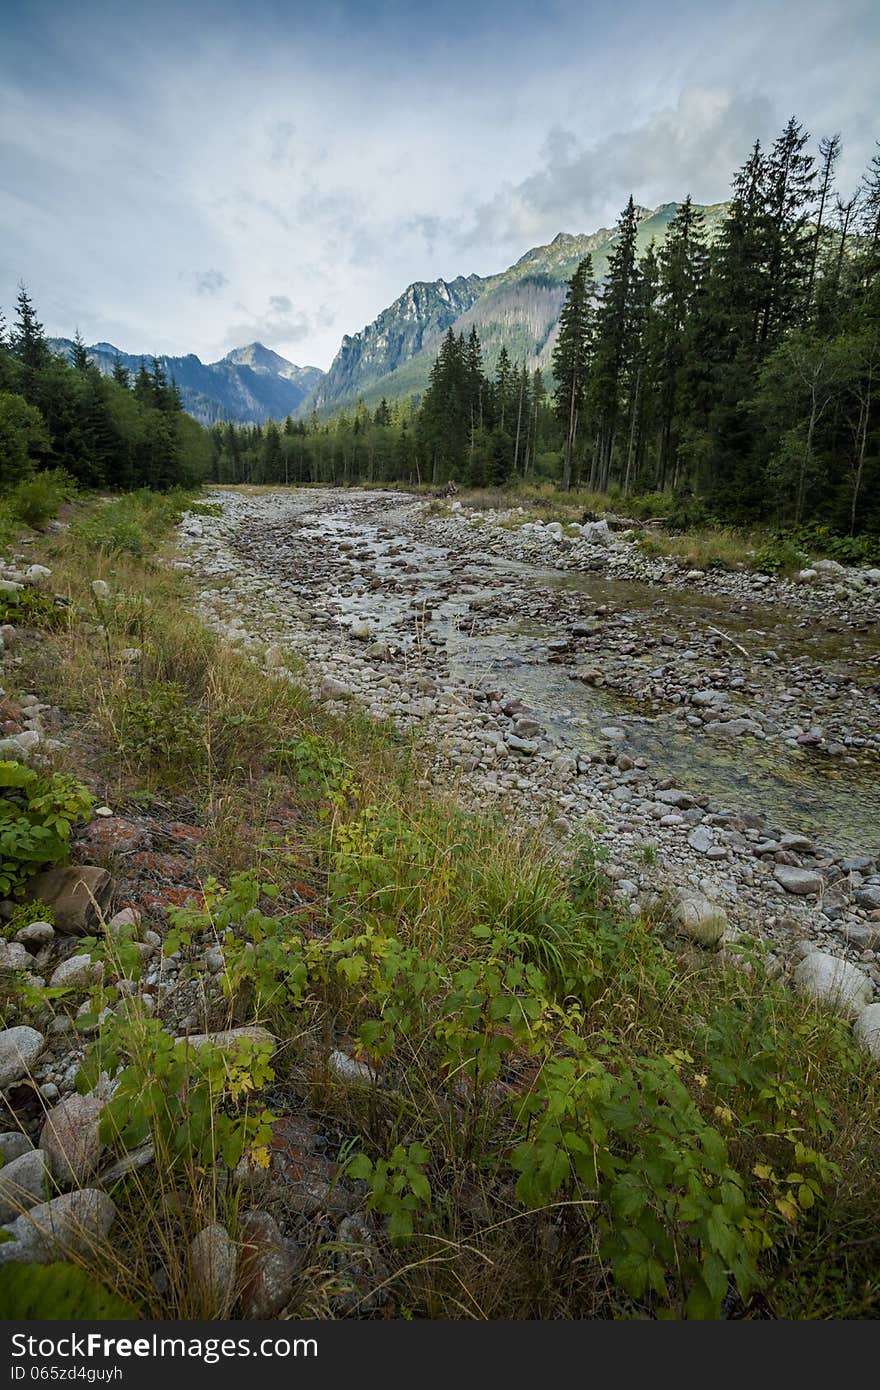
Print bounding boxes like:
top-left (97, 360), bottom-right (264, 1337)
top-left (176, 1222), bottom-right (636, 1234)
top-left (178, 487), bottom-right (880, 1054)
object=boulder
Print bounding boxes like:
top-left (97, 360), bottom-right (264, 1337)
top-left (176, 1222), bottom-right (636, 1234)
top-left (0, 1148), bottom-right (50, 1223)
top-left (853, 1004), bottom-right (880, 1061)
top-left (0, 1133), bottom-right (33, 1164)
top-left (14, 920), bottom-right (54, 949)
top-left (176, 1025), bottom-right (276, 1055)
top-left (0, 1026), bottom-right (45, 1089)
top-left (190, 1223), bottom-right (238, 1315)
top-left (773, 865), bottom-right (823, 896)
top-left (23, 865), bottom-right (113, 935)
top-left (319, 675), bottom-right (353, 702)
top-left (792, 951), bottom-right (873, 1019)
top-left (673, 895), bottom-right (728, 949)
top-left (238, 1210), bottom-right (297, 1318)
top-left (49, 953), bottom-right (104, 989)
top-left (0, 941), bottom-right (35, 972)
top-left (0, 1190), bottom-right (116, 1266)
top-left (581, 520), bottom-right (611, 546)
top-left (39, 1090), bottom-right (106, 1187)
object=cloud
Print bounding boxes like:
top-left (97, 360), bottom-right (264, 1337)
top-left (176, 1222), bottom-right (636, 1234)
top-left (224, 295), bottom-right (335, 349)
top-left (453, 87), bottom-right (776, 253)
top-left (188, 268), bottom-right (229, 296)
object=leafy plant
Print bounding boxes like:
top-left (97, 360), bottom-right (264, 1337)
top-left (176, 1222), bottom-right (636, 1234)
top-left (80, 1013), bottom-right (275, 1173)
top-left (0, 760), bottom-right (93, 895)
top-left (347, 1143), bottom-right (432, 1243)
top-left (0, 1262), bottom-right (138, 1318)
top-left (0, 586), bottom-right (69, 632)
top-left (117, 681), bottom-right (205, 769)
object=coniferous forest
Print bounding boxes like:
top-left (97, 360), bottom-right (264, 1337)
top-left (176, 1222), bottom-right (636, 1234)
top-left (0, 289), bottom-right (211, 493)
top-left (2, 119), bottom-right (879, 539)
top-left (207, 121), bottom-right (880, 536)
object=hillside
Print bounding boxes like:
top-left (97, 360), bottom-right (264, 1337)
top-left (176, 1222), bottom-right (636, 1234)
top-left (301, 201), bottom-right (728, 415)
top-left (47, 339), bottom-right (324, 427)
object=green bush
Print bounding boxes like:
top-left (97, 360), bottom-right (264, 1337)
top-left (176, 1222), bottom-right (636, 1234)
top-left (117, 681), bottom-right (205, 769)
top-left (70, 489), bottom-right (195, 558)
top-left (0, 761), bottom-right (93, 896)
top-left (752, 535), bottom-right (810, 574)
top-left (0, 586), bottom-right (69, 632)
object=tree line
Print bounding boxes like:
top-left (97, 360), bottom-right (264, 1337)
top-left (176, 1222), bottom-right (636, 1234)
top-left (0, 288), bottom-right (211, 490)
top-left (550, 120), bottom-right (879, 530)
top-left (205, 119), bottom-right (879, 534)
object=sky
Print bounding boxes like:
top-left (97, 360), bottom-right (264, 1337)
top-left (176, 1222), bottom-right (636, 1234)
top-left (1, 0), bottom-right (877, 370)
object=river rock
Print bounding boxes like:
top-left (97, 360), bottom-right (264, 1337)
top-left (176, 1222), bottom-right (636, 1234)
top-left (0, 941), bottom-right (34, 972)
top-left (0, 1148), bottom-right (50, 1222)
top-left (14, 920), bottom-right (54, 949)
top-left (792, 951), bottom-right (873, 1018)
top-left (190, 1223), bottom-right (238, 1314)
top-left (507, 734), bottom-right (537, 755)
top-left (176, 1025), bottom-right (276, 1055)
top-left (773, 865), bottom-right (823, 896)
top-left (329, 1048), bottom-right (378, 1086)
top-left (0, 1133), bottom-right (33, 1164)
top-left (673, 895), bottom-right (728, 948)
top-left (238, 1210), bottom-right (297, 1318)
top-left (853, 1004), bottom-right (880, 1061)
top-left (0, 1190), bottom-right (117, 1266)
top-left (319, 675), bottom-right (353, 701)
top-left (39, 1090), bottom-right (105, 1186)
top-left (655, 789), bottom-right (693, 808)
top-left (0, 1026), bottom-right (45, 1089)
top-left (49, 953), bottom-right (104, 989)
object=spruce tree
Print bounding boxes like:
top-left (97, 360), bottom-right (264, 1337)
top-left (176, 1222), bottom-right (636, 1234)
top-left (552, 256), bottom-right (594, 490)
top-left (12, 285), bottom-right (49, 370)
top-left (71, 329), bottom-right (90, 372)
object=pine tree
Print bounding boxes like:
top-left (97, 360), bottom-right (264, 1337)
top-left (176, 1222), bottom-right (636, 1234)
top-left (552, 256), bottom-right (594, 490)
top-left (494, 345), bottom-right (513, 432)
top-left (12, 285), bottom-right (49, 370)
top-left (71, 329), bottom-right (90, 372)
top-left (591, 199), bottom-right (643, 487)
top-left (112, 355), bottom-right (130, 388)
top-left (806, 134), bottom-right (841, 310)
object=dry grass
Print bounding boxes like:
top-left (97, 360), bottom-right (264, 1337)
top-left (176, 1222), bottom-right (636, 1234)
top-left (2, 492), bottom-right (878, 1320)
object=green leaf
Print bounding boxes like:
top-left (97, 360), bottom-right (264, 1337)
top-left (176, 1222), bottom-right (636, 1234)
top-left (686, 1276), bottom-right (721, 1320)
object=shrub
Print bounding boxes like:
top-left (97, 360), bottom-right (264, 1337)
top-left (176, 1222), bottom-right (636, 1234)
top-left (0, 761), bottom-right (93, 896)
top-left (117, 681), bottom-right (205, 770)
top-left (0, 586), bottom-right (69, 632)
top-left (752, 535), bottom-right (810, 575)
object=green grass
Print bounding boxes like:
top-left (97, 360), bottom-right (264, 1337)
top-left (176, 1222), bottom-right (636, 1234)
top-left (1, 488), bottom-right (877, 1320)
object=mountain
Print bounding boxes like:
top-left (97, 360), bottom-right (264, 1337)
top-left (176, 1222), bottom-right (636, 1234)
top-left (47, 339), bottom-right (324, 426)
top-left (300, 201), bottom-right (728, 416)
top-left (305, 275), bottom-right (485, 414)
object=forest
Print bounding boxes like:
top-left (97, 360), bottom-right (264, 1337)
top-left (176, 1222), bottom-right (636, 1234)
top-left (0, 288), bottom-right (211, 493)
top-left (209, 120), bottom-right (880, 534)
top-left (2, 118), bottom-right (878, 537)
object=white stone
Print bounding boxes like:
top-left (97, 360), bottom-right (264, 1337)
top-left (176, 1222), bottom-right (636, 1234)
top-left (792, 951), bottom-right (873, 1019)
top-left (853, 1003), bottom-right (880, 1061)
top-left (0, 1026), bottom-right (45, 1089)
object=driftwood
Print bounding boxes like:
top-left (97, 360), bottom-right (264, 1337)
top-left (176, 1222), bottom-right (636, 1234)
top-left (707, 625), bottom-right (749, 657)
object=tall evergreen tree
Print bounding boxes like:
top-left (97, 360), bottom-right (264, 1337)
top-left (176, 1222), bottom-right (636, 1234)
top-left (552, 256), bottom-right (594, 490)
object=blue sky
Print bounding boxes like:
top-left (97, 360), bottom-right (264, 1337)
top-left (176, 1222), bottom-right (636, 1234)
top-left (1, 0), bottom-right (877, 368)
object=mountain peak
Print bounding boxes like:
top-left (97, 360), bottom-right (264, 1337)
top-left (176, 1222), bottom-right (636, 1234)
top-left (224, 342), bottom-right (293, 372)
